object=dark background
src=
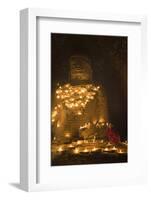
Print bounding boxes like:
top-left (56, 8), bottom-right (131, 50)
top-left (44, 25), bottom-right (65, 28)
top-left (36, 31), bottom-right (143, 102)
top-left (51, 33), bottom-right (127, 140)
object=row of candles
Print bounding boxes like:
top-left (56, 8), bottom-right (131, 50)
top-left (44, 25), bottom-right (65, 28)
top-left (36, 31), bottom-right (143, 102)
top-left (52, 139), bottom-right (127, 155)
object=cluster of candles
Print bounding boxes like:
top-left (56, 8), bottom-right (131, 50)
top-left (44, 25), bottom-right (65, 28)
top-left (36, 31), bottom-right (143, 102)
top-left (52, 139), bottom-right (127, 156)
top-left (51, 83), bottom-right (101, 123)
top-left (79, 121), bottom-right (108, 131)
top-left (51, 83), bottom-right (128, 157)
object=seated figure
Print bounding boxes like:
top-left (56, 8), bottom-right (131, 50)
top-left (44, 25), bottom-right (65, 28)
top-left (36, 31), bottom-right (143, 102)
top-left (51, 55), bottom-right (108, 143)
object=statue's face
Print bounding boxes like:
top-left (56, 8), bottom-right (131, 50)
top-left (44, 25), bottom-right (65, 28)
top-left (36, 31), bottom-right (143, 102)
top-left (70, 56), bottom-right (92, 82)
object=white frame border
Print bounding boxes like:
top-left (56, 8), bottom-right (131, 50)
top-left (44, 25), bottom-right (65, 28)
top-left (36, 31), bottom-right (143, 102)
top-left (20, 8), bottom-right (147, 191)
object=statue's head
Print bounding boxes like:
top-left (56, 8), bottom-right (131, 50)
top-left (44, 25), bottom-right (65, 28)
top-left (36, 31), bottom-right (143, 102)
top-left (69, 55), bottom-right (92, 84)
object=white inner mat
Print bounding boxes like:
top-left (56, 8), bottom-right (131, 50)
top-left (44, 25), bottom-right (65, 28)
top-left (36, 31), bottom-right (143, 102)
top-left (37, 17), bottom-right (145, 188)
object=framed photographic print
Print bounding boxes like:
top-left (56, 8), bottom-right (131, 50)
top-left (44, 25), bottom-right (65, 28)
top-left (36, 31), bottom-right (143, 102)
top-left (20, 8), bottom-right (147, 191)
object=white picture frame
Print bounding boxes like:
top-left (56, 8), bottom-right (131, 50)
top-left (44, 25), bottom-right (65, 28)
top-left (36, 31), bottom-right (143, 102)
top-left (20, 8), bottom-right (147, 191)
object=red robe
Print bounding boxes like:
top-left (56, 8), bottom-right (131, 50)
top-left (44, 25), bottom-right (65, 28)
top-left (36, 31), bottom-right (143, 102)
top-left (106, 127), bottom-right (120, 144)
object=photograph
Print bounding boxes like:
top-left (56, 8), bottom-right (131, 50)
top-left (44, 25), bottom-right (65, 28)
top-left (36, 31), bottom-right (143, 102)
top-left (51, 33), bottom-right (128, 166)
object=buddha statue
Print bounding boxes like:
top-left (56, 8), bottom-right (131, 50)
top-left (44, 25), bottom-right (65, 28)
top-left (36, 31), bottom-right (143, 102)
top-left (51, 55), bottom-right (108, 143)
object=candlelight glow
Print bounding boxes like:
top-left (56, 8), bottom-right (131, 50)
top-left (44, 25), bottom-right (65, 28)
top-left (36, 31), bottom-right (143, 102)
top-left (83, 148), bottom-right (88, 153)
top-left (74, 148), bottom-right (79, 154)
top-left (58, 146), bottom-right (63, 152)
top-left (51, 35), bottom-right (128, 166)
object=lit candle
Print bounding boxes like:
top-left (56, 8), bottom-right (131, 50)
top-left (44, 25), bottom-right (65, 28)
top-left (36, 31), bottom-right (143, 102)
top-left (77, 111), bottom-right (82, 115)
top-left (74, 148), bottom-right (79, 154)
top-left (112, 146), bottom-right (117, 151)
top-left (104, 147), bottom-right (109, 152)
top-left (64, 132), bottom-right (71, 138)
top-left (57, 122), bottom-right (60, 128)
top-left (92, 147), bottom-right (97, 152)
top-left (117, 149), bottom-right (126, 154)
top-left (77, 140), bottom-right (83, 145)
top-left (58, 146), bottom-right (63, 152)
top-left (83, 148), bottom-right (88, 153)
top-left (68, 144), bottom-right (74, 148)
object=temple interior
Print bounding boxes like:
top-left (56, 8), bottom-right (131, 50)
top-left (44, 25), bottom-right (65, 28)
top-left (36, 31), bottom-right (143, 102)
top-left (51, 34), bottom-right (127, 166)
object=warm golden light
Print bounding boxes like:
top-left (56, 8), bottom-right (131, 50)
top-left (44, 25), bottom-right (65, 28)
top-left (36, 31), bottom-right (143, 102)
top-left (112, 146), bottom-right (117, 151)
top-left (51, 81), bottom-right (127, 161)
top-left (52, 84), bottom-right (102, 119)
top-left (57, 122), bottom-right (60, 128)
top-left (74, 148), bottom-right (79, 154)
top-left (58, 146), bottom-right (63, 152)
top-left (68, 144), bottom-right (74, 148)
top-left (104, 147), bottom-right (109, 151)
top-left (83, 148), bottom-right (88, 153)
top-left (99, 117), bottom-right (105, 123)
top-left (51, 52), bottom-right (128, 166)
top-left (64, 132), bottom-right (71, 138)
top-left (77, 111), bottom-right (82, 115)
top-left (117, 149), bottom-right (126, 154)
top-left (77, 140), bottom-right (83, 145)
top-left (92, 147), bottom-right (97, 152)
